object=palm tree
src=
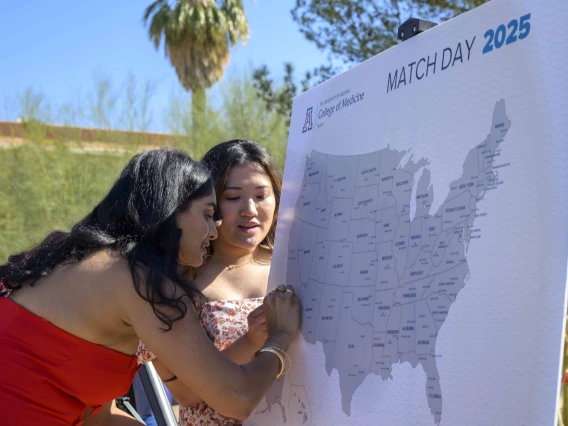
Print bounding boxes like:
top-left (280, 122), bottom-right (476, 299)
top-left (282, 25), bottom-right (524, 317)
top-left (144, 0), bottom-right (249, 133)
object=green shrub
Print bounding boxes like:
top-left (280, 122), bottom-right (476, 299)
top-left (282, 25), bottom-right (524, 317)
top-left (0, 69), bottom-right (289, 261)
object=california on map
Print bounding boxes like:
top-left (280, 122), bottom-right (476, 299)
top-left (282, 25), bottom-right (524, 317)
top-left (279, 100), bottom-right (511, 424)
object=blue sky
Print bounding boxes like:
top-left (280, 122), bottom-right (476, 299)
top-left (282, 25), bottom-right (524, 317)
top-left (0, 0), bottom-right (328, 132)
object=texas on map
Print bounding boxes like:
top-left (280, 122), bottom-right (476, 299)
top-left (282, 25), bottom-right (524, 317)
top-left (283, 100), bottom-right (511, 424)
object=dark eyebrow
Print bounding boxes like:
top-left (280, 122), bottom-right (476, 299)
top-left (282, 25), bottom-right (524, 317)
top-left (224, 185), bottom-right (271, 190)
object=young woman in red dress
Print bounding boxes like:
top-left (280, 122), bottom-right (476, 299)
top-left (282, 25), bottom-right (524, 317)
top-left (0, 148), bottom-right (299, 425)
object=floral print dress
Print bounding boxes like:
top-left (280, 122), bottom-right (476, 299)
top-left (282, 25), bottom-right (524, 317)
top-left (137, 298), bottom-right (263, 426)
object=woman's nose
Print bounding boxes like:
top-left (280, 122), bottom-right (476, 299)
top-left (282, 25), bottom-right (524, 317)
top-left (209, 222), bottom-right (218, 240)
top-left (241, 198), bottom-right (258, 216)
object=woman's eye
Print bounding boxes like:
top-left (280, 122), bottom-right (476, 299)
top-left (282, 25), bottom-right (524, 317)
top-left (226, 197), bottom-right (240, 201)
top-left (257, 195), bottom-right (267, 200)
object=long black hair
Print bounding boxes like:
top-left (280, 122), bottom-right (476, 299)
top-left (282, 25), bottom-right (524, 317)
top-left (201, 139), bottom-right (282, 249)
top-left (0, 148), bottom-right (214, 329)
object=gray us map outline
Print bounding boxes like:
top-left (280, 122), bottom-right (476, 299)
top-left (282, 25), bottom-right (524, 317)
top-left (256, 99), bottom-right (511, 425)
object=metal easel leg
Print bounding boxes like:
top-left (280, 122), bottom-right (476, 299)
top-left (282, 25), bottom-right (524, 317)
top-left (138, 362), bottom-right (178, 426)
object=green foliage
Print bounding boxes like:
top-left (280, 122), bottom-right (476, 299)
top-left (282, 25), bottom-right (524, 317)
top-left (252, 63), bottom-right (309, 128)
top-left (292, 0), bottom-right (487, 67)
top-left (165, 69), bottom-right (289, 167)
top-left (0, 141), bottom-right (130, 262)
top-left (0, 70), bottom-right (288, 262)
top-left (253, 0), bottom-right (489, 120)
top-left (5, 74), bottom-right (157, 133)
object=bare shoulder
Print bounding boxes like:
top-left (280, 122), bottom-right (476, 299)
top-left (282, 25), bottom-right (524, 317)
top-left (256, 246), bottom-right (273, 265)
top-left (81, 250), bottom-right (133, 288)
top-left (102, 251), bottom-right (190, 325)
top-left (81, 249), bottom-right (130, 271)
top-left (74, 250), bottom-right (143, 313)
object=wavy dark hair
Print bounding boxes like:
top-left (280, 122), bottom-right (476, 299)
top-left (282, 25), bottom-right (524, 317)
top-left (201, 139), bottom-right (282, 250)
top-left (0, 148), bottom-right (214, 329)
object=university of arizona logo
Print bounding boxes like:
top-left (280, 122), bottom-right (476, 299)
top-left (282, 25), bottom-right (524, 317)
top-left (302, 107), bottom-right (313, 133)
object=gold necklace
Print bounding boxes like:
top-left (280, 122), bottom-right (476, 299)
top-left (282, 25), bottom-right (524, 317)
top-left (212, 254), bottom-right (256, 271)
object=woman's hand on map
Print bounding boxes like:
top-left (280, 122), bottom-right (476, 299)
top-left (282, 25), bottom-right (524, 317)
top-left (263, 285), bottom-right (301, 350)
top-left (246, 305), bottom-right (268, 349)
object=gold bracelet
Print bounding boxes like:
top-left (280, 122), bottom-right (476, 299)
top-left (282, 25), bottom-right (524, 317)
top-left (253, 347), bottom-right (285, 377)
top-left (262, 345), bottom-right (292, 376)
top-left (252, 347), bottom-right (286, 378)
top-left (253, 344), bottom-right (292, 377)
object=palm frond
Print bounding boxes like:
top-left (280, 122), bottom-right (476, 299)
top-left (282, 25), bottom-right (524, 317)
top-left (143, 0), bottom-right (169, 23)
top-left (147, 5), bottom-right (172, 49)
top-left (144, 0), bottom-right (249, 91)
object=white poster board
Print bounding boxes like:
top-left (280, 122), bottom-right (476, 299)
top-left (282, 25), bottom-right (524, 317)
top-left (247, 0), bottom-right (568, 424)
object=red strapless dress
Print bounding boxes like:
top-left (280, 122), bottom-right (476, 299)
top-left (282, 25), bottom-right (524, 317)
top-left (0, 297), bottom-right (139, 425)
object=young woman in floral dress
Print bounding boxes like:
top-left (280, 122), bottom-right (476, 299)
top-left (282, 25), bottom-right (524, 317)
top-left (138, 140), bottom-right (283, 425)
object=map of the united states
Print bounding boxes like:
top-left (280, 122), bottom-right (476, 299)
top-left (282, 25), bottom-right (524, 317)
top-left (284, 100), bottom-right (511, 424)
